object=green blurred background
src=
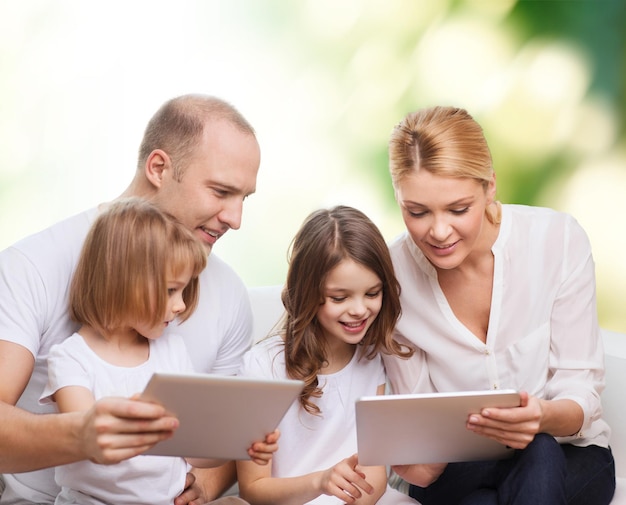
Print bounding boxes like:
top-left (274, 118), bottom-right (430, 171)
top-left (1, 0), bottom-right (624, 332)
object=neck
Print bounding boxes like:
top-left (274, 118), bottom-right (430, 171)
top-left (78, 325), bottom-right (150, 367)
top-left (320, 340), bottom-right (356, 374)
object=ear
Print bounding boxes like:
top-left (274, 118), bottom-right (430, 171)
top-left (486, 172), bottom-right (497, 204)
top-left (144, 149), bottom-right (171, 189)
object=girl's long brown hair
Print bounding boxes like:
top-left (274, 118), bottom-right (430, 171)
top-left (281, 205), bottom-right (412, 415)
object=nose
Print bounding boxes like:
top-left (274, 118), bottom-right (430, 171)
top-left (429, 214), bottom-right (451, 241)
top-left (172, 294), bottom-right (186, 315)
top-left (218, 197), bottom-right (243, 231)
top-left (347, 297), bottom-right (368, 318)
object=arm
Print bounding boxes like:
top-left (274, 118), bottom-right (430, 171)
top-left (392, 462), bottom-right (447, 488)
top-left (0, 340), bottom-right (181, 472)
top-left (237, 453), bottom-right (387, 505)
top-left (468, 217), bottom-right (598, 448)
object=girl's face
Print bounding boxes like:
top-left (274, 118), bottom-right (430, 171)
top-left (316, 258), bottom-right (383, 350)
top-left (134, 265), bottom-right (193, 340)
top-left (395, 170), bottom-right (495, 271)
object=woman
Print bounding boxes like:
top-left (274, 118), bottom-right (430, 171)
top-left (382, 106), bottom-right (615, 505)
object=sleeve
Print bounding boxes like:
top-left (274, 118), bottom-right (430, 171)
top-left (375, 355), bottom-right (386, 387)
top-left (200, 255), bottom-right (253, 376)
top-left (0, 247), bottom-right (47, 355)
top-left (211, 284), bottom-right (253, 375)
top-left (382, 333), bottom-right (434, 395)
top-left (40, 341), bottom-right (93, 405)
top-left (546, 215), bottom-right (604, 435)
top-left (238, 337), bottom-right (284, 380)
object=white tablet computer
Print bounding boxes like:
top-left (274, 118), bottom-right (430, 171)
top-left (141, 372), bottom-right (304, 460)
top-left (356, 389), bottom-right (520, 466)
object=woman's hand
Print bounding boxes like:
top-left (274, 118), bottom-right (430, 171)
top-left (466, 391), bottom-right (543, 449)
top-left (467, 391), bottom-right (584, 449)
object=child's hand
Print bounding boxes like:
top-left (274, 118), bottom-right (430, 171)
top-left (317, 453), bottom-right (373, 503)
top-left (247, 429), bottom-right (280, 465)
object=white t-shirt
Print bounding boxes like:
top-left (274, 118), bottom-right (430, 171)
top-left (383, 204), bottom-right (610, 449)
top-left (0, 208), bottom-right (252, 504)
top-left (240, 335), bottom-right (390, 504)
top-left (40, 332), bottom-right (193, 505)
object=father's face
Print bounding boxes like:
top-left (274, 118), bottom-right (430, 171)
top-left (154, 120), bottom-right (260, 252)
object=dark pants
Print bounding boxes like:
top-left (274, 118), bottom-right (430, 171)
top-left (409, 434), bottom-right (615, 505)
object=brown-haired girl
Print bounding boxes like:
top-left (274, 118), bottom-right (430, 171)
top-left (236, 205), bottom-right (415, 504)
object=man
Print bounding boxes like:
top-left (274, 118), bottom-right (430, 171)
top-left (0, 94), bottom-right (265, 504)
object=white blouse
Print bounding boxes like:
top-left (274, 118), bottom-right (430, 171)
top-left (383, 204), bottom-right (610, 448)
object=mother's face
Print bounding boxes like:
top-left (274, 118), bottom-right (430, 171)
top-left (394, 170), bottom-right (496, 271)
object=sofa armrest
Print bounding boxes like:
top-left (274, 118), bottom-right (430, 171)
top-left (602, 330), bottom-right (626, 479)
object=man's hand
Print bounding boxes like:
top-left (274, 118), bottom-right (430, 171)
top-left (79, 397), bottom-right (180, 464)
top-left (174, 472), bottom-right (204, 505)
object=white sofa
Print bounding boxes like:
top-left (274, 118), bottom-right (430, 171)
top-left (247, 286), bottom-right (626, 504)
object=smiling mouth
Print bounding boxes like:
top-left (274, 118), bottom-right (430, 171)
top-left (200, 226), bottom-right (219, 238)
top-left (430, 240), bottom-right (459, 251)
top-left (341, 319), bottom-right (367, 332)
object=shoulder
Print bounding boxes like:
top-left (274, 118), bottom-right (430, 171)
top-left (239, 335), bottom-right (285, 378)
top-left (48, 333), bottom-right (91, 370)
top-left (504, 204), bottom-right (577, 227)
top-left (193, 252), bottom-right (250, 319)
top-left (49, 332), bottom-right (84, 355)
top-left (388, 232), bottom-right (415, 268)
top-left (503, 204), bottom-right (589, 246)
top-left (388, 231), bottom-right (410, 255)
top-left (199, 253), bottom-right (248, 298)
top-left (1, 208), bottom-right (96, 276)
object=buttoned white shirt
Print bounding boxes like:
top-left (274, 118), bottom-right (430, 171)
top-left (383, 204), bottom-right (610, 448)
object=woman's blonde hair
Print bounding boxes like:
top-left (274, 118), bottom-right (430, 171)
top-left (389, 106), bottom-right (500, 224)
top-left (281, 205), bottom-right (413, 415)
top-left (69, 197), bottom-right (207, 336)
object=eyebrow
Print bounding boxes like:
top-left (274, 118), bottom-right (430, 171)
top-left (402, 196), bottom-right (475, 207)
top-left (325, 282), bottom-right (383, 293)
top-left (210, 181), bottom-right (255, 197)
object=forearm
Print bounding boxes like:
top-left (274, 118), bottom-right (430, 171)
top-left (0, 402), bottom-right (84, 472)
top-left (239, 471), bottom-right (327, 505)
top-left (187, 457), bottom-right (228, 469)
top-left (539, 398), bottom-right (584, 437)
top-left (239, 467), bottom-right (386, 505)
top-left (392, 463), bottom-right (447, 488)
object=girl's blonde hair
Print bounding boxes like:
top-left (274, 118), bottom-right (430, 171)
top-left (389, 106), bottom-right (500, 224)
top-left (281, 205), bottom-right (413, 415)
top-left (69, 197), bottom-right (206, 336)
